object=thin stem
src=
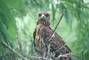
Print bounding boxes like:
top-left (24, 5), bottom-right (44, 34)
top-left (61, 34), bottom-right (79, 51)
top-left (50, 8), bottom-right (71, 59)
top-left (0, 41), bottom-right (26, 59)
top-left (49, 10), bottom-right (65, 41)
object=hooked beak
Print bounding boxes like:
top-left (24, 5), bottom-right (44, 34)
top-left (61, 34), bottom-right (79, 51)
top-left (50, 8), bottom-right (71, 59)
top-left (40, 14), bottom-right (46, 20)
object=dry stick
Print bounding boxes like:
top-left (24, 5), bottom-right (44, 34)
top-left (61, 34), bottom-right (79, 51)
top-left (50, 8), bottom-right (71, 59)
top-left (49, 10), bottom-right (65, 41)
top-left (29, 56), bottom-right (50, 60)
top-left (28, 53), bottom-right (82, 60)
top-left (57, 53), bottom-right (83, 60)
top-left (81, 52), bottom-right (84, 60)
top-left (72, 54), bottom-right (82, 59)
top-left (58, 53), bottom-right (72, 59)
top-left (53, 46), bottom-right (65, 55)
top-left (46, 10), bottom-right (65, 60)
top-left (0, 41), bottom-right (27, 60)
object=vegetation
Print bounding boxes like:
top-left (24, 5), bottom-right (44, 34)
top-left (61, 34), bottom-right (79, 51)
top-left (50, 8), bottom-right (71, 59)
top-left (0, 0), bottom-right (89, 60)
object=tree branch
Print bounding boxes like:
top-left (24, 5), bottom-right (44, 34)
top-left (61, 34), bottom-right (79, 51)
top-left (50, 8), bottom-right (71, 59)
top-left (49, 10), bottom-right (65, 41)
top-left (0, 41), bottom-right (27, 60)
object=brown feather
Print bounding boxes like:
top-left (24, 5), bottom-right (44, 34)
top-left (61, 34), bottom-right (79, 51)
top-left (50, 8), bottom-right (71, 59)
top-left (33, 10), bottom-right (72, 60)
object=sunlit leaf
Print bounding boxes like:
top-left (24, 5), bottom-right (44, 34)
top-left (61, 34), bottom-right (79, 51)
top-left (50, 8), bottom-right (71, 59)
top-left (0, 1), bottom-right (17, 47)
top-left (1, 0), bottom-right (22, 9)
top-left (0, 19), bottom-right (14, 46)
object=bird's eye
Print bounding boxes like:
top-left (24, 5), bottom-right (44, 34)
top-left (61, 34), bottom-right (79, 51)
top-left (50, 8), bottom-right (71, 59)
top-left (39, 14), bottom-right (42, 17)
top-left (45, 14), bottom-right (49, 17)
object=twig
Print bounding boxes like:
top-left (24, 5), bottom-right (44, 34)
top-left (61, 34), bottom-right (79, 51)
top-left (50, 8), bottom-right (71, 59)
top-left (46, 10), bottom-right (66, 59)
top-left (29, 56), bottom-right (47, 60)
top-left (81, 52), bottom-right (84, 60)
top-left (49, 10), bottom-right (65, 41)
top-left (53, 45), bottom-right (65, 55)
top-left (72, 54), bottom-right (82, 59)
top-left (57, 50), bottom-right (83, 60)
top-left (16, 34), bottom-right (27, 57)
top-left (57, 53), bottom-right (72, 60)
top-left (29, 53), bottom-right (72, 60)
top-left (47, 44), bottom-right (51, 60)
top-left (16, 36), bottom-right (23, 54)
top-left (0, 41), bottom-right (27, 60)
top-left (57, 52), bottom-right (84, 60)
top-left (27, 53), bottom-right (83, 60)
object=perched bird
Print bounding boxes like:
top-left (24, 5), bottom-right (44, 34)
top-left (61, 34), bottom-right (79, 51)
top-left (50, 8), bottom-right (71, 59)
top-left (33, 10), bottom-right (72, 60)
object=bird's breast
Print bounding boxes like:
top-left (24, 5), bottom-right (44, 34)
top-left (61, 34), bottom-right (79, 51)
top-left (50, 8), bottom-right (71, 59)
top-left (35, 24), bottom-right (44, 52)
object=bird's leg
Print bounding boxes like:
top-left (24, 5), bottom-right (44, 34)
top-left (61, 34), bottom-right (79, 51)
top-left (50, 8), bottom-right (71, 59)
top-left (48, 44), bottom-right (51, 57)
top-left (36, 52), bottom-right (39, 57)
top-left (42, 49), bottom-right (47, 60)
top-left (43, 52), bottom-right (46, 58)
top-left (41, 53), bottom-right (45, 60)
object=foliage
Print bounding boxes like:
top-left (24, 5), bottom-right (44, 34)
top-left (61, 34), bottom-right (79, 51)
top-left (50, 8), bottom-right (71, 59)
top-left (0, 0), bottom-right (89, 60)
top-left (0, 0), bottom-right (22, 60)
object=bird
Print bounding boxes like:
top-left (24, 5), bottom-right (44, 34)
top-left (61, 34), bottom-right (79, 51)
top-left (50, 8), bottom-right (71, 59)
top-left (33, 10), bottom-right (72, 60)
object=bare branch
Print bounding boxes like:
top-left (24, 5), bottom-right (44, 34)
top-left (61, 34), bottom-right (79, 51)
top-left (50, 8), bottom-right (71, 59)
top-left (53, 45), bottom-right (65, 55)
top-left (49, 10), bottom-right (65, 42)
top-left (72, 54), bottom-right (82, 59)
top-left (58, 53), bottom-right (72, 59)
top-left (0, 41), bottom-right (27, 60)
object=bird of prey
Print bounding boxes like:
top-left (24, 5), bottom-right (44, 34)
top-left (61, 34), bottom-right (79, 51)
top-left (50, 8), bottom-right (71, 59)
top-left (33, 10), bottom-right (72, 60)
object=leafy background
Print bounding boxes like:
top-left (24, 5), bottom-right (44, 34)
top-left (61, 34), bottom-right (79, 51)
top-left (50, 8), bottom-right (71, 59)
top-left (0, 0), bottom-right (89, 60)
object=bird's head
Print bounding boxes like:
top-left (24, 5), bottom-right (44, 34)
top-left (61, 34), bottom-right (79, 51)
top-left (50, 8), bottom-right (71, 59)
top-left (38, 10), bottom-right (50, 22)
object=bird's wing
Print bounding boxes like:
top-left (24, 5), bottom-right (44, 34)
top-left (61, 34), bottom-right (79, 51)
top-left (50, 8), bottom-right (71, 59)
top-left (33, 28), bottom-right (36, 48)
top-left (39, 26), bottom-right (71, 57)
top-left (39, 26), bottom-right (65, 46)
top-left (33, 28), bottom-right (36, 40)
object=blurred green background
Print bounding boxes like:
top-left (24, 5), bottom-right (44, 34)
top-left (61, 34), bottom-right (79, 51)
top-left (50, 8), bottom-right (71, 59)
top-left (0, 0), bottom-right (89, 60)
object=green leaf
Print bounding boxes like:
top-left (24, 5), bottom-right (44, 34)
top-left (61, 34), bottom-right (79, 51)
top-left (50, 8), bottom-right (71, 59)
top-left (51, 2), bottom-right (56, 21)
top-left (0, 1), bottom-right (17, 48)
top-left (41, 0), bottom-right (49, 10)
top-left (1, 0), bottom-right (22, 9)
top-left (0, 19), bottom-right (14, 46)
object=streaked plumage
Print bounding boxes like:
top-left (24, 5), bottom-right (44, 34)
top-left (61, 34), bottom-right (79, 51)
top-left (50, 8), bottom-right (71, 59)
top-left (33, 10), bottom-right (72, 60)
